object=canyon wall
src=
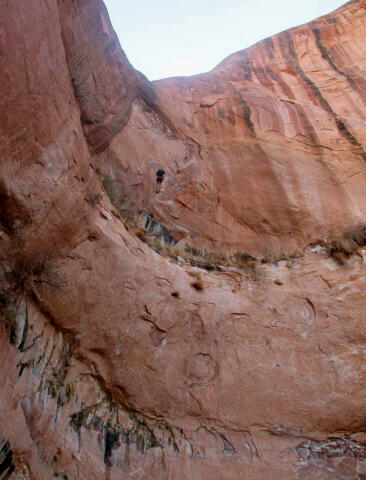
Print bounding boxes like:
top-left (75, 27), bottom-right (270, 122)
top-left (0, 1), bottom-right (365, 479)
top-left (93, 0), bottom-right (366, 257)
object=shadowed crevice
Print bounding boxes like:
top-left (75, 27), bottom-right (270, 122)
top-left (0, 440), bottom-right (15, 480)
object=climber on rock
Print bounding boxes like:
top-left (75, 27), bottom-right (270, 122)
top-left (155, 168), bottom-right (165, 194)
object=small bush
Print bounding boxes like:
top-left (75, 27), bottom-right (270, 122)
top-left (229, 252), bottom-right (255, 268)
top-left (184, 245), bottom-right (204, 257)
top-left (134, 228), bottom-right (148, 242)
top-left (328, 224), bottom-right (366, 264)
top-left (346, 224), bottom-right (366, 246)
top-left (261, 251), bottom-right (280, 264)
top-left (160, 246), bottom-right (182, 258)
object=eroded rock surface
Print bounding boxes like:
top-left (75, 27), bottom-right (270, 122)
top-left (95, 0), bottom-right (366, 257)
top-left (0, 1), bottom-right (365, 479)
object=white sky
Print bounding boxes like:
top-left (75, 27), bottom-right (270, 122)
top-left (103, 0), bottom-right (347, 80)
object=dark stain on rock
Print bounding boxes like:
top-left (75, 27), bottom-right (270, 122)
top-left (293, 104), bottom-right (320, 149)
top-left (70, 401), bottom-right (164, 472)
top-left (70, 410), bottom-right (84, 451)
top-left (240, 100), bottom-right (255, 134)
top-left (335, 118), bottom-right (366, 162)
top-left (311, 26), bottom-right (362, 97)
top-left (264, 37), bottom-right (275, 59)
top-left (263, 65), bottom-right (294, 99)
top-left (17, 362), bottom-right (29, 380)
top-left (3, 309), bottom-right (17, 345)
top-left (279, 31), bottom-right (333, 114)
top-left (240, 51), bottom-right (252, 81)
top-left (279, 31), bottom-right (366, 162)
top-left (0, 440), bottom-right (15, 479)
top-left (104, 426), bottom-right (119, 467)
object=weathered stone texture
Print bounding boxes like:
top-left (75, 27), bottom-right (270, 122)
top-left (0, 1), bottom-right (364, 479)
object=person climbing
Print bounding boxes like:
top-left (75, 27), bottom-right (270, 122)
top-left (155, 168), bottom-right (165, 194)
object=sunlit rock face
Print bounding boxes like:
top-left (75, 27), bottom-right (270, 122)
top-left (0, 1), bottom-right (365, 479)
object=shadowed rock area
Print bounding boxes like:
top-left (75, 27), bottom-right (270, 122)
top-left (0, 0), bottom-right (365, 479)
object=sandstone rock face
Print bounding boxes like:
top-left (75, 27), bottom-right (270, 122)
top-left (0, 1), bottom-right (365, 480)
top-left (97, 0), bottom-right (366, 258)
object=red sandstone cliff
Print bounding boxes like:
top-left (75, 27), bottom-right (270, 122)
top-left (93, 0), bottom-right (366, 258)
top-left (0, 1), bottom-right (365, 479)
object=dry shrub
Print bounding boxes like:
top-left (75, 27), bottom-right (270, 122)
top-left (347, 224), bottom-right (366, 246)
top-left (150, 237), bottom-right (162, 252)
top-left (229, 252), bottom-right (255, 268)
top-left (328, 224), bottom-right (366, 264)
top-left (261, 251), bottom-right (281, 264)
top-left (160, 246), bottom-right (181, 258)
top-left (122, 217), bottom-right (136, 231)
top-left (134, 228), bottom-right (148, 243)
